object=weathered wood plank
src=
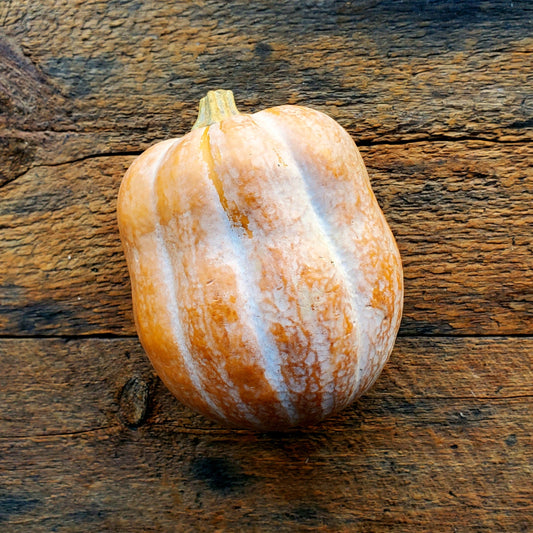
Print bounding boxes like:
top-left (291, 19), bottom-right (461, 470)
top-left (1, 1), bottom-right (531, 183)
top-left (1, 337), bottom-right (531, 531)
top-left (1, 402), bottom-right (531, 532)
top-left (0, 155), bottom-right (133, 335)
top-left (1, 337), bottom-right (532, 437)
top-left (368, 141), bottom-right (533, 335)
top-left (1, 141), bottom-right (530, 336)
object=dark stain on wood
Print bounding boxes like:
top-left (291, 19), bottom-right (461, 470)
top-left (254, 41), bottom-right (273, 60)
top-left (43, 54), bottom-right (121, 98)
top-left (62, 505), bottom-right (110, 526)
top-left (0, 494), bottom-right (40, 522)
top-left (190, 456), bottom-right (255, 495)
top-left (504, 434), bottom-right (518, 447)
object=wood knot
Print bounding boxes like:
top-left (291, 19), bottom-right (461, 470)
top-left (119, 377), bottom-right (149, 428)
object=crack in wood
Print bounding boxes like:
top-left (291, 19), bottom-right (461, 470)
top-left (3, 135), bottom-right (529, 191)
top-left (5, 150), bottom-right (144, 185)
top-left (2, 390), bottom-right (532, 441)
top-left (0, 425), bottom-right (120, 441)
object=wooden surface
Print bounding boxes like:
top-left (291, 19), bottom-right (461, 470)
top-left (1, 1), bottom-right (531, 531)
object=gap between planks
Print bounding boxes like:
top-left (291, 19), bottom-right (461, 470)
top-left (0, 334), bottom-right (531, 340)
top-left (4, 134), bottom-right (531, 180)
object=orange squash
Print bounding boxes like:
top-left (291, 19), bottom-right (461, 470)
top-left (117, 90), bottom-right (403, 430)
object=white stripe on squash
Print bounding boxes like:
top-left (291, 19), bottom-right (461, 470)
top-left (248, 113), bottom-right (361, 415)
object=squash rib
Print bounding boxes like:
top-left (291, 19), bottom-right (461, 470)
top-left (151, 138), bottom-right (227, 420)
top-left (202, 126), bottom-right (297, 425)
top-left (251, 112), bottom-right (361, 415)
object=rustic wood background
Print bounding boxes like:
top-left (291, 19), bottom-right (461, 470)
top-left (1, 1), bottom-right (532, 531)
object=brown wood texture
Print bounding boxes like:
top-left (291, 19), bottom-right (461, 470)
top-left (1, 337), bottom-right (532, 532)
top-left (1, 141), bottom-right (531, 337)
top-left (1, 0), bottom-right (532, 531)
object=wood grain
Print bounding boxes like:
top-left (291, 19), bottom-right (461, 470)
top-left (1, 0), bottom-right (532, 531)
top-left (1, 337), bottom-right (531, 532)
top-left (1, 1), bottom-right (532, 185)
top-left (1, 141), bottom-right (530, 336)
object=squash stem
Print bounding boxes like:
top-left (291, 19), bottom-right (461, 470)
top-left (192, 89), bottom-right (240, 129)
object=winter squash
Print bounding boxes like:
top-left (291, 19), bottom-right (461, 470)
top-left (117, 90), bottom-right (403, 430)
